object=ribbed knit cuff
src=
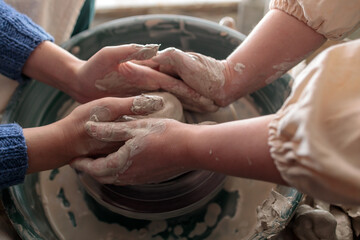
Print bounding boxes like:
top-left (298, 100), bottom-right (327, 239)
top-left (0, 1), bottom-right (54, 83)
top-left (0, 124), bottom-right (28, 189)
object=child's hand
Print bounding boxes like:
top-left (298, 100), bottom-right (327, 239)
top-left (24, 95), bottom-right (164, 173)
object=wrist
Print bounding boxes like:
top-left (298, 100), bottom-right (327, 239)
top-left (213, 59), bottom-right (250, 107)
top-left (222, 59), bottom-right (252, 103)
top-left (24, 123), bottom-right (70, 173)
top-left (60, 58), bottom-right (86, 99)
top-left (23, 41), bottom-right (85, 94)
top-left (181, 124), bottom-right (210, 170)
top-left (58, 116), bottom-right (87, 158)
top-left (185, 123), bottom-right (230, 172)
top-left (166, 122), bottom-right (197, 170)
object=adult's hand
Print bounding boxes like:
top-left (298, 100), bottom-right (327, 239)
top-left (71, 115), bottom-right (286, 186)
top-left (71, 118), bottom-right (194, 185)
top-left (138, 9), bottom-right (327, 107)
top-left (140, 47), bottom-right (234, 107)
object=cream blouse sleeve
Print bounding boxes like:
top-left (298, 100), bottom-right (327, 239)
top-left (270, 0), bottom-right (360, 40)
top-left (268, 39), bottom-right (360, 205)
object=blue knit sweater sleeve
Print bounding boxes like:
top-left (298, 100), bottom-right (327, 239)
top-left (0, 124), bottom-right (28, 189)
top-left (0, 0), bottom-right (54, 82)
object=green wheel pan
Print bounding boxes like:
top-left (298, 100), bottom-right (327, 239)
top-left (1, 15), bottom-right (302, 239)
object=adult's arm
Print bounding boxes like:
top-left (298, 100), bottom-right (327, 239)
top-left (223, 9), bottom-right (326, 104)
top-left (224, 0), bottom-right (360, 104)
top-left (147, 9), bottom-right (325, 106)
top-left (72, 115), bottom-right (287, 186)
top-left (189, 115), bottom-right (286, 184)
top-left (148, 0), bottom-right (360, 106)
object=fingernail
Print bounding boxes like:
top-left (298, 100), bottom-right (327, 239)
top-left (131, 94), bottom-right (164, 114)
top-left (90, 106), bottom-right (111, 122)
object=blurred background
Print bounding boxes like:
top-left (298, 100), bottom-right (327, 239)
top-left (93, 0), bottom-right (271, 36)
top-left (94, 0), bottom-right (360, 40)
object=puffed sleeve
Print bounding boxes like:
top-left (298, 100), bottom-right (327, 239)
top-left (268, 39), bottom-right (360, 205)
top-left (270, 0), bottom-right (360, 40)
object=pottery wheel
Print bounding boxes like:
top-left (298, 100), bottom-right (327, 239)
top-left (63, 92), bottom-right (228, 220)
top-left (78, 170), bottom-right (226, 220)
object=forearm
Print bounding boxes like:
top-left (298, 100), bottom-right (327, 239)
top-left (22, 41), bottom-right (84, 94)
top-left (23, 123), bottom-right (71, 173)
top-left (188, 115), bottom-right (286, 185)
top-left (224, 9), bottom-right (326, 103)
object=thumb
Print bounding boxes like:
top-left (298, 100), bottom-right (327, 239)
top-left (152, 47), bottom-right (184, 66)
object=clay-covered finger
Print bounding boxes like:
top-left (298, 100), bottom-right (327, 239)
top-left (152, 47), bottom-right (186, 66)
top-left (178, 95), bottom-right (218, 113)
top-left (130, 94), bottom-right (165, 114)
top-left (85, 121), bottom-right (134, 142)
top-left (71, 146), bottom-right (131, 178)
top-left (122, 62), bottom-right (218, 112)
top-left (138, 63), bottom-right (218, 112)
top-left (157, 79), bottom-right (218, 112)
top-left (70, 157), bottom-right (93, 173)
top-left (154, 48), bottom-right (201, 75)
top-left (70, 156), bottom-right (113, 177)
top-left (104, 44), bottom-right (159, 64)
top-left (158, 64), bottom-right (179, 78)
top-left (89, 95), bottom-right (164, 122)
top-left (131, 58), bottom-right (160, 69)
top-left (91, 175), bottom-right (119, 185)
